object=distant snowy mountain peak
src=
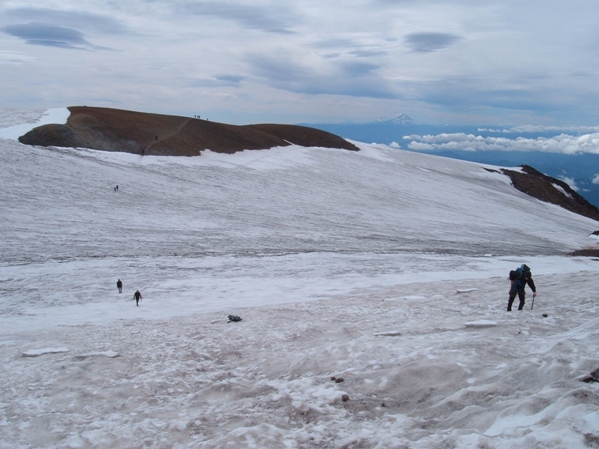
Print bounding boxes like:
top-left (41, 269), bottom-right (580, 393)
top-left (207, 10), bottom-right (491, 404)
top-left (386, 114), bottom-right (418, 125)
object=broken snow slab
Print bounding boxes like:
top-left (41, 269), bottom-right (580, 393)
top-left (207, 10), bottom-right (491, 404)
top-left (464, 320), bottom-right (498, 328)
top-left (74, 351), bottom-right (119, 360)
top-left (384, 295), bottom-right (427, 301)
top-left (22, 347), bottom-right (69, 357)
top-left (372, 330), bottom-right (402, 337)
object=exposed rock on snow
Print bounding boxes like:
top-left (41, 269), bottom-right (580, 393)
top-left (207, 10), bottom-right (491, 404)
top-left (582, 367), bottom-right (599, 383)
top-left (499, 165), bottom-right (599, 222)
top-left (18, 106), bottom-right (360, 155)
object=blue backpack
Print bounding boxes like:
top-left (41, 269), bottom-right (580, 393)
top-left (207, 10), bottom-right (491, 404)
top-left (508, 264), bottom-right (530, 281)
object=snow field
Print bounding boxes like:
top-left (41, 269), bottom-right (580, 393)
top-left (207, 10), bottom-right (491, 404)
top-left (2, 272), bottom-right (599, 448)
top-left (1, 109), bottom-right (599, 448)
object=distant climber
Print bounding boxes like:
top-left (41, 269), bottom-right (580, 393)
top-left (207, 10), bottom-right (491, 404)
top-left (134, 289), bottom-right (142, 306)
top-left (116, 279), bottom-right (123, 293)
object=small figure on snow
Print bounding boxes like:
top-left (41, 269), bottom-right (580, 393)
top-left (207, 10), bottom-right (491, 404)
top-left (134, 289), bottom-right (142, 307)
top-left (507, 264), bottom-right (537, 311)
top-left (116, 279), bottom-right (123, 293)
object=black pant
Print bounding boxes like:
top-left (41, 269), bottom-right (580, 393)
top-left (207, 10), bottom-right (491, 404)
top-left (508, 289), bottom-right (525, 311)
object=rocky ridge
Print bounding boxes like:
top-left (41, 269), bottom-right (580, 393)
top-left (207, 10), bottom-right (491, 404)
top-left (18, 106), bottom-right (359, 156)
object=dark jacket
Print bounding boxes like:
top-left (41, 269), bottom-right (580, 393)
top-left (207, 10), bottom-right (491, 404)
top-left (511, 265), bottom-right (536, 292)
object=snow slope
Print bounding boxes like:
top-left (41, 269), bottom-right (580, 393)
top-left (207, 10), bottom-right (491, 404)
top-left (1, 109), bottom-right (599, 449)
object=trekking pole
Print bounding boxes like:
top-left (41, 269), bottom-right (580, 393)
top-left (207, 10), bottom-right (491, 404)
top-left (531, 294), bottom-right (536, 310)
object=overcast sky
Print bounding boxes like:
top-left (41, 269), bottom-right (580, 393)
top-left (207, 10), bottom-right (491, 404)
top-left (1, 0), bottom-right (599, 126)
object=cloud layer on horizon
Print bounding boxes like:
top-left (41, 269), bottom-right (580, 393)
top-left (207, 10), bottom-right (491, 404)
top-left (0, 0), bottom-right (598, 126)
top-left (403, 132), bottom-right (599, 155)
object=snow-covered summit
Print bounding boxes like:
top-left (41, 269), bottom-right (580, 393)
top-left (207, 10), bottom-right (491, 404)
top-left (378, 113), bottom-right (418, 125)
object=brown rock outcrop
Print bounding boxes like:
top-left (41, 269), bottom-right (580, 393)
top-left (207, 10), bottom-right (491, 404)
top-left (18, 106), bottom-right (360, 155)
top-left (498, 165), bottom-right (599, 222)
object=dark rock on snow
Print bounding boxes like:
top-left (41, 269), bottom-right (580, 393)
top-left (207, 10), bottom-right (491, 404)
top-left (499, 165), bottom-right (599, 222)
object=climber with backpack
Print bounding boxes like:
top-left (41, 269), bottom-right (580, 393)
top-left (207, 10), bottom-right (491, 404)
top-left (507, 264), bottom-right (537, 311)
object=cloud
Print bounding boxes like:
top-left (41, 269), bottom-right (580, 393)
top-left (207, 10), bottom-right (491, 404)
top-left (214, 74), bottom-right (245, 84)
top-left (404, 32), bottom-right (460, 53)
top-left (311, 37), bottom-right (389, 59)
top-left (413, 79), bottom-right (542, 111)
top-left (0, 51), bottom-right (35, 64)
top-left (402, 76), bottom-right (599, 121)
top-left (321, 53), bottom-right (342, 59)
top-left (404, 132), bottom-right (599, 155)
top-left (558, 176), bottom-right (578, 191)
top-left (0, 0), bottom-right (598, 126)
top-left (3, 7), bottom-right (129, 35)
top-left (2, 23), bottom-right (91, 49)
top-left (592, 174), bottom-right (599, 185)
top-left (312, 38), bottom-right (358, 49)
top-left (479, 125), bottom-right (599, 134)
top-left (249, 55), bottom-right (398, 99)
top-left (1, 22), bottom-right (115, 50)
top-left (349, 49), bottom-right (388, 58)
top-left (176, 1), bottom-right (297, 34)
top-left (190, 75), bottom-right (246, 87)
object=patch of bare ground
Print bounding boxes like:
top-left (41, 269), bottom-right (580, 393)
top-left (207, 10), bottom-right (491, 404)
top-left (573, 231), bottom-right (599, 257)
top-left (18, 106), bottom-right (360, 156)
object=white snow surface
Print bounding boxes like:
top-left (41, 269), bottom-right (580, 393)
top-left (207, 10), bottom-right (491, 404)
top-left (1, 109), bottom-right (599, 448)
